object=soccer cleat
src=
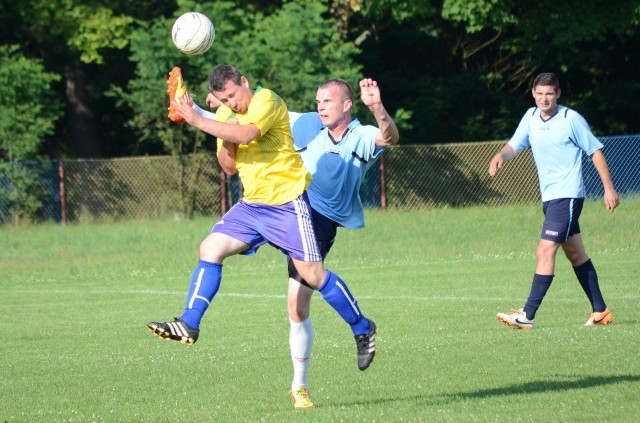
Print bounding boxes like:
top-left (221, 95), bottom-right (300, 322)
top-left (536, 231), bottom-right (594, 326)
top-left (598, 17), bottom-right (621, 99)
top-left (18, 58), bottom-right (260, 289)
top-left (148, 318), bottom-right (199, 345)
top-left (496, 308), bottom-right (535, 330)
top-left (355, 319), bottom-right (376, 370)
top-left (584, 307), bottom-right (613, 327)
top-left (289, 386), bottom-right (314, 410)
top-left (167, 66), bottom-right (193, 122)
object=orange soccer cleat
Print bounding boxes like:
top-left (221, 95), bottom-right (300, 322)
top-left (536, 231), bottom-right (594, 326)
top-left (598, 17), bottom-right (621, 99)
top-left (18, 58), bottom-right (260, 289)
top-left (584, 307), bottom-right (613, 327)
top-left (167, 66), bottom-right (193, 122)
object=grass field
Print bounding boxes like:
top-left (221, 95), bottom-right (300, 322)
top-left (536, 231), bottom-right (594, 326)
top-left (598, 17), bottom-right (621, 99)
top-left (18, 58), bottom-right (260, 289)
top-left (1, 198), bottom-right (639, 422)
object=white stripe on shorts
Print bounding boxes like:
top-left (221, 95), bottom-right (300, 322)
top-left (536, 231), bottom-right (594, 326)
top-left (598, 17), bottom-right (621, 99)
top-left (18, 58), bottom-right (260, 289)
top-left (565, 198), bottom-right (574, 242)
top-left (292, 195), bottom-right (321, 261)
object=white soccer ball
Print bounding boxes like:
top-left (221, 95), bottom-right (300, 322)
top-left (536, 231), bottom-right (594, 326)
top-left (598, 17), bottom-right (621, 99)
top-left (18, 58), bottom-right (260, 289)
top-left (171, 12), bottom-right (215, 56)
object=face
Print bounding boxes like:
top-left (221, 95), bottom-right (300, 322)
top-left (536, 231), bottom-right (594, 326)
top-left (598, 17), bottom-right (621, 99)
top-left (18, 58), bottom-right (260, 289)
top-left (316, 84), bottom-right (352, 129)
top-left (531, 84), bottom-right (561, 117)
top-left (212, 76), bottom-right (252, 113)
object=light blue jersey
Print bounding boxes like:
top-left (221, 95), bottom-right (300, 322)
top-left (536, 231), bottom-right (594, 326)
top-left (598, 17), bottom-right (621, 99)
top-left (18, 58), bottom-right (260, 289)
top-left (292, 113), bottom-right (382, 229)
top-left (508, 105), bottom-right (603, 202)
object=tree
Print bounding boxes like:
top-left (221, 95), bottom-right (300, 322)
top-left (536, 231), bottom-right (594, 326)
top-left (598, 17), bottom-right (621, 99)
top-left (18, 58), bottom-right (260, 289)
top-left (0, 45), bottom-right (62, 223)
top-left (114, 0), bottom-right (365, 156)
top-left (0, 0), bottom-right (173, 158)
top-left (0, 45), bottom-right (62, 161)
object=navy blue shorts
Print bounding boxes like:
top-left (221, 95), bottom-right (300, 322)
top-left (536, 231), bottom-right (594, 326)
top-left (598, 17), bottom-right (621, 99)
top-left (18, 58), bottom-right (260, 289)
top-left (540, 198), bottom-right (583, 243)
top-left (211, 192), bottom-right (323, 262)
top-left (287, 207), bottom-right (339, 282)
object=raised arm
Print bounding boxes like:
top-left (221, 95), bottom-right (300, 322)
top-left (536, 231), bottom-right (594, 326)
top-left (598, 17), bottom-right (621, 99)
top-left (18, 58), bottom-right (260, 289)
top-left (172, 99), bottom-right (260, 145)
top-left (359, 78), bottom-right (400, 147)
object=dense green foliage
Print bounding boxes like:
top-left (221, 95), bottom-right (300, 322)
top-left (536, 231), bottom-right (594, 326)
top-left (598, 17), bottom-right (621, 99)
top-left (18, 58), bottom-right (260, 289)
top-left (1, 0), bottom-right (639, 159)
top-left (0, 46), bottom-right (62, 160)
top-left (2, 201), bottom-right (639, 420)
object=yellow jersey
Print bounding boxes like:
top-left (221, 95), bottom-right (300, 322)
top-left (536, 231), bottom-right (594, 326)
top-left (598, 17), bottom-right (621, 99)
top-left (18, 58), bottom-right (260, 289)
top-left (216, 88), bottom-right (311, 205)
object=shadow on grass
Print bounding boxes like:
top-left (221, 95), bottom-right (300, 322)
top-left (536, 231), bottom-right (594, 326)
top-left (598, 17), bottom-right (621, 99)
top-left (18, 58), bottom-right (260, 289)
top-left (332, 374), bottom-right (640, 408)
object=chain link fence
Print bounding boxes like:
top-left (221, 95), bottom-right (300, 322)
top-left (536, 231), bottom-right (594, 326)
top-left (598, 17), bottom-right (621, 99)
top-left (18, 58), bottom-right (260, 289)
top-left (1, 135), bottom-right (638, 224)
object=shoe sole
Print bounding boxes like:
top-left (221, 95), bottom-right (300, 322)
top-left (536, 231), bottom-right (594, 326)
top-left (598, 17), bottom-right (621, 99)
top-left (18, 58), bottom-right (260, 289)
top-left (167, 68), bottom-right (192, 122)
top-left (496, 315), bottom-right (533, 330)
top-left (291, 401), bottom-right (315, 411)
top-left (147, 324), bottom-right (196, 345)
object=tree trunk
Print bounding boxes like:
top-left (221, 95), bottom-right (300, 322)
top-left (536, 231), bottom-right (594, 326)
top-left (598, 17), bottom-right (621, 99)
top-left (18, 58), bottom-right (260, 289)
top-left (65, 66), bottom-right (104, 158)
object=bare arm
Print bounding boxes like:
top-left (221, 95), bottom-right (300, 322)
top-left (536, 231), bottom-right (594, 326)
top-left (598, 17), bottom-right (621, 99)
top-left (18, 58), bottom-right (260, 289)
top-left (359, 78), bottom-right (400, 147)
top-left (488, 144), bottom-right (518, 177)
top-left (172, 99), bottom-right (260, 145)
top-left (217, 140), bottom-right (238, 175)
top-left (591, 149), bottom-right (620, 212)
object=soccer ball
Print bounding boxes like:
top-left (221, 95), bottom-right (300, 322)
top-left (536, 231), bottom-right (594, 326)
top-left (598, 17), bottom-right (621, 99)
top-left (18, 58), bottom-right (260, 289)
top-left (171, 12), bottom-right (215, 56)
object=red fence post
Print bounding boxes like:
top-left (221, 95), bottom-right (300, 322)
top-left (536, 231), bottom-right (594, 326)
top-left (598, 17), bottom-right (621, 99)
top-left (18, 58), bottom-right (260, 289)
top-left (219, 169), bottom-right (227, 215)
top-left (379, 152), bottom-right (387, 211)
top-left (58, 158), bottom-right (67, 225)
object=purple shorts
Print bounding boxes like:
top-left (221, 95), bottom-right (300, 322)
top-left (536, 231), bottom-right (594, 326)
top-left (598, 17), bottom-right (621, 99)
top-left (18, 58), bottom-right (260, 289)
top-left (211, 192), bottom-right (322, 262)
top-left (541, 198), bottom-right (583, 243)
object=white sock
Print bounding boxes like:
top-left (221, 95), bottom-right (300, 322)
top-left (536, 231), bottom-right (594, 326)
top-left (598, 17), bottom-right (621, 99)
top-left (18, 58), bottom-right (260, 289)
top-left (289, 317), bottom-right (314, 391)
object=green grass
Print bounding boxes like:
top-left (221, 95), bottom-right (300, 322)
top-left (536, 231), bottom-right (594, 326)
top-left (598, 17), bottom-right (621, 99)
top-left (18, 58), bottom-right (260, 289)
top-left (2, 199), bottom-right (639, 422)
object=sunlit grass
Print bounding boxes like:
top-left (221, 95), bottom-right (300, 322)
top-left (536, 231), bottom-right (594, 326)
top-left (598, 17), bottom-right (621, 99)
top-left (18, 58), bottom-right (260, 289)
top-left (1, 198), bottom-right (638, 422)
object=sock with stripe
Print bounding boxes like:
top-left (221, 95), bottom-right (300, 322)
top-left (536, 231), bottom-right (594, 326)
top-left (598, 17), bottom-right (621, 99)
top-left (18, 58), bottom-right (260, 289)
top-left (290, 317), bottom-right (314, 391)
top-left (523, 273), bottom-right (554, 320)
top-left (574, 259), bottom-right (606, 312)
top-left (180, 260), bottom-right (222, 329)
top-left (318, 270), bottom-right (369, 336)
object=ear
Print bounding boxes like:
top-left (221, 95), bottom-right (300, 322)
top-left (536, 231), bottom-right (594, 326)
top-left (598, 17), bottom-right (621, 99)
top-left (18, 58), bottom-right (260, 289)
top-left (556, 88), bottom-right (561, 100)
top-left (240, 75), bottom-right (250, 88)
top-left (343, 99), bottom-right (353, 112)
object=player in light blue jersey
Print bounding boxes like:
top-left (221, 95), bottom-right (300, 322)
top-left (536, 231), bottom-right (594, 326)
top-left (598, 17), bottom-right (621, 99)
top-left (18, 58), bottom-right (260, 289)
top-left (287, 78), bottom-right (399, 409)
top-left (488, 72), bottom-right (619, 330)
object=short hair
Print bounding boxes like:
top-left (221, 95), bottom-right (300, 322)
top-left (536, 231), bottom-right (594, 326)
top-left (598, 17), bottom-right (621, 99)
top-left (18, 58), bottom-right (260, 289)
top-left (208, 65), bottom-right (243, 92)
top-left (318, 79), bottom-right (354, 103)
top-left (532, 73), bottom-right (560, 91)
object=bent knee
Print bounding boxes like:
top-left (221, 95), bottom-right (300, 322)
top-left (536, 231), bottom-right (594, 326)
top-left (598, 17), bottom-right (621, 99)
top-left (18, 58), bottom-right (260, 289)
top-left (288, 298), bottom-right (311, 321)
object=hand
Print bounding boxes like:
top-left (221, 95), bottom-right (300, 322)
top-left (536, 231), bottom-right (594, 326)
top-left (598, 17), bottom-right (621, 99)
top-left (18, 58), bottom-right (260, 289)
top-left (206, 92), bottom-right (223, 110)
top-left (603, 189), bottom-right (620, 212)
top-left (172, 99), bottom-right (199, 126)
top-left (488, 154), bottom-right (504, 177)
top-left (359, 78), bottom-right (382, 109)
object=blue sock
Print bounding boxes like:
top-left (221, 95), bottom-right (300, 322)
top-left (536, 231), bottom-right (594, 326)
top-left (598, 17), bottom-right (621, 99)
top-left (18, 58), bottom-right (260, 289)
top-left (523, 274), bottom-right (554, 320)
top-left (180, 260), bottom-right (222, 329)
top-left (574, 259), bottom-right (606, 312)
top-left (317, 270), bottom-right (369, 336)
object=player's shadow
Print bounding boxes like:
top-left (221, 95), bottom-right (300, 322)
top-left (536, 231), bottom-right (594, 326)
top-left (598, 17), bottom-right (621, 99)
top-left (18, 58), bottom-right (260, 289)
top-left (331, 374), bottom-right (640, 408)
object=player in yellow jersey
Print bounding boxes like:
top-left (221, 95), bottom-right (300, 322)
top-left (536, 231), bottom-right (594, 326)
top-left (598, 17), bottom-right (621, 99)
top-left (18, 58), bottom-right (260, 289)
top-left (148, 66), bottom-right (377, 382)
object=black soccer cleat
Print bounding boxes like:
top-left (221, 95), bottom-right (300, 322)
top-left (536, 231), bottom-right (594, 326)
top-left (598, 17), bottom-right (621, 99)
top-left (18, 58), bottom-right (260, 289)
top-left (148, 318), bottom-right (199, 345)
top-left (355, 319), bottom-right (376, 370)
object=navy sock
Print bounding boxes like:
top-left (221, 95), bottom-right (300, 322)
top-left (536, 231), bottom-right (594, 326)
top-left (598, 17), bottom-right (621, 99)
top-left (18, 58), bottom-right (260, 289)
top-left (523, 274), bottom-right (554, 320)
top-left (180, 260), bottom-right (222, 329)
top-left (318, 270), bottom-right (369, 335)
top-left (574, 259), bottom-right (606, 312)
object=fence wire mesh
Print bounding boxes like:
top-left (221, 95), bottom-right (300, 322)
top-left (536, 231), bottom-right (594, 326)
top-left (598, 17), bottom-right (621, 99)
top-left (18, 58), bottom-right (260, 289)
top-left (1, 136), bottom-right (638, 224)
